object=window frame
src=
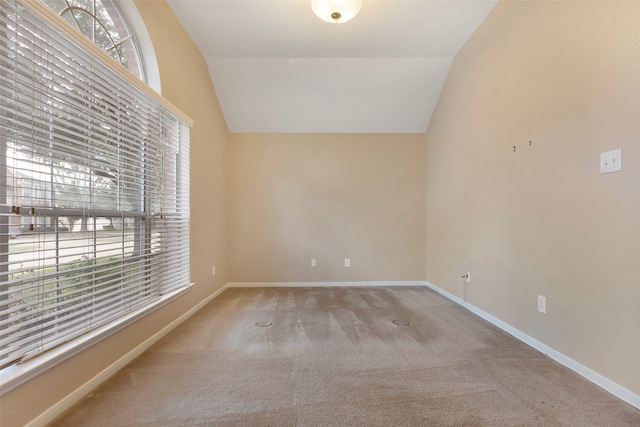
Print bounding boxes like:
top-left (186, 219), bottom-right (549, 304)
top-left (0, 0), bottom-right (193, 394)
top-left (41, 0), bottom-right (146, 82)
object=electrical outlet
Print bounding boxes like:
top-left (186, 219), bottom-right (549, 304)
top-left (311, 258), bottom-right (316, 267)
top-left (600, 149), bottom-right (622, 174)
top-left (466, 272), bottom-right (471, 283)
top-left (211, 265), bottom-right (216, 276)
top-left (537, 295), bottom-right (546, 314)
top-left (344, 258), bottom-right (350, 268)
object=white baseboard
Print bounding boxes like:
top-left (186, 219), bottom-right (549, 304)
top-left (423, 281), bottom-right (640, 410)
top-left (27, 285), bottom-right (230, 427)
top-left (226, 281), bottom-right (427, 288)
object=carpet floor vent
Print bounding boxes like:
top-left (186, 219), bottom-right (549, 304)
top-left (255, 321), bottom-right (272, 328)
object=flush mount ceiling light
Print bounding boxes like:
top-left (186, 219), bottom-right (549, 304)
top-left (312, 0), bottom-right (362, 24)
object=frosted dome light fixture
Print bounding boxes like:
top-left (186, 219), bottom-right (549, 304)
top-left (312, 0), bottom-right (362, 24)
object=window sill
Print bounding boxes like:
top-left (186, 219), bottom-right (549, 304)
top-left (0, 284), bottom-right (193, 396)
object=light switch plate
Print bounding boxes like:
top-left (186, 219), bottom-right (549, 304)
top-left (600, 149), bottom-right (622, 174)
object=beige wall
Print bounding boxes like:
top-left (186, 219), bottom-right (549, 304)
top-left (425, 0), bottom-right (640, 396)
top-left (4, 0), bottom-right (640, 424)
top-left (228, 133), bottom-right (426, 283)
top-left (0, 2), bottom-right (230, 425)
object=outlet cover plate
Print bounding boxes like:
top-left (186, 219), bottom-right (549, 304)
top-left (600, 149), bottom-right (622, 174)
top-left (537, 295), bottom-right (547, 314)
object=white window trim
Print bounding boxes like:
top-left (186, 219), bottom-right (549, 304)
top-left (117, 0), bottom-right (162, 94)
top-left (0, 284), bottom-right (192, 394)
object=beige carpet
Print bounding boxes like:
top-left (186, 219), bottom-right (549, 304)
top-left (52, 287), bottom-right (640, 426)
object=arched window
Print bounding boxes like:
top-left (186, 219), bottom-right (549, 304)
top-left (41, 0), bottom-right (145, 81)
top-left (0, 0), bottom-right (190, 390)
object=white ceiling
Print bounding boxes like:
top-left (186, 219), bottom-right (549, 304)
top-left (166, 0), bottom-right (498, 134)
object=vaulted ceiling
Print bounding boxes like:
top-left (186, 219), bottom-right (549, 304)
top-left (166, 0), bottom-right (498, 134)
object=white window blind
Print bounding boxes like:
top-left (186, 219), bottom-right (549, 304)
top-left (0, 0), bottom-right (190, 370)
